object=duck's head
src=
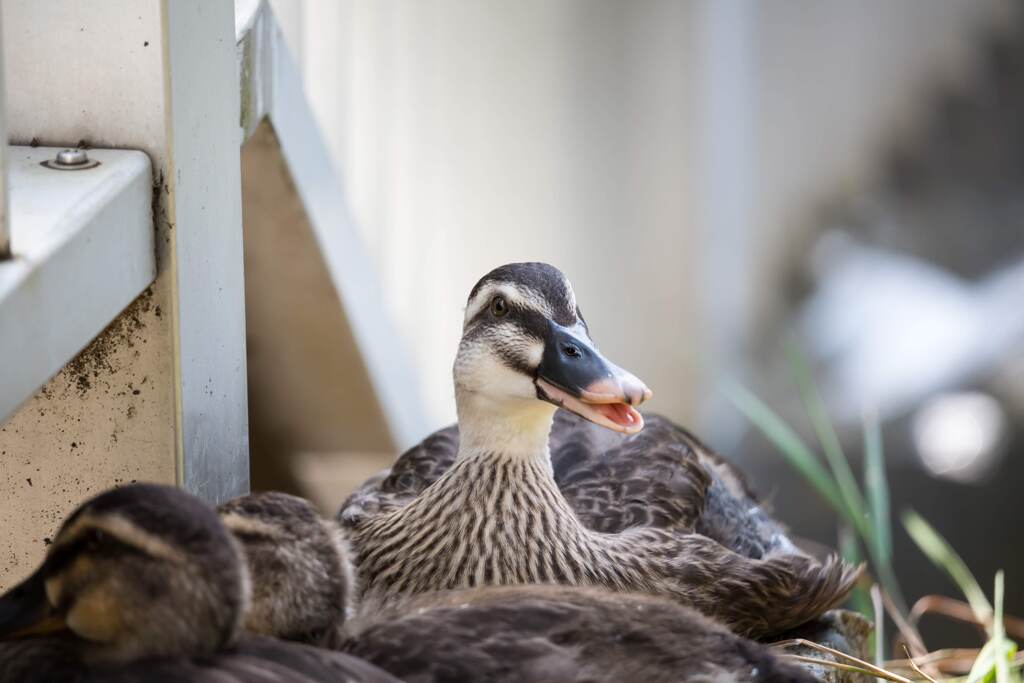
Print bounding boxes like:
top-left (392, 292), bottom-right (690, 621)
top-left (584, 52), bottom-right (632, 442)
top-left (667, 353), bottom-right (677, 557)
top-left (455, 262), bottom-right (651, 444)
top-left (218, 491), bottom-right (352, 648)
top-left (0, 484), bottom-right (249, 661)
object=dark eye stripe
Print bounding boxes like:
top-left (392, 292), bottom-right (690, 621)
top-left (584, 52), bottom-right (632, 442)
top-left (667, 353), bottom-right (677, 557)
top-left (465, 297), bottom-right (553, 331)
top-left (514, 307), bottom-right (552, 338)
top-left (46, 529), bottom-right (141, 575)
top-left (464, 308), bottom-right (552, 376)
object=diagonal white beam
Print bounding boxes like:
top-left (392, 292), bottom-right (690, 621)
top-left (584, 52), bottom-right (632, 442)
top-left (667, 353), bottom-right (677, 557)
top-left (236, 0), bottom-right (429, 451)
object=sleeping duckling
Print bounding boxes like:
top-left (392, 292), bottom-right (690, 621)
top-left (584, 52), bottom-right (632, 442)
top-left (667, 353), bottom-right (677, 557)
top-left (224, 491), bottom-right (819, 683)
top-left (219, 491), bottom-right (354, 648)
top-left (347, 585), bottom-right (821, 683)
top-left (0, 484), bottom-right (398, 683)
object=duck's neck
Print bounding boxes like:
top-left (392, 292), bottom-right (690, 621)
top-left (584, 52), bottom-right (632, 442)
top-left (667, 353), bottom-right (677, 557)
top-left (454, 389), bottom-right (558, 465)
top-left (357, 391), bottom-right (610, 599)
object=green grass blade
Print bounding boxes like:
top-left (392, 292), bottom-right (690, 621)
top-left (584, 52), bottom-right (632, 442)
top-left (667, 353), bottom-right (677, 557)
top-left (967, 639), bottom-right (999, 683)
top-left (726, 382), bottom-right (846, 515)
top-left (995, 571), bottom-right (1013, 683)
top-left (902, 510), bottom-right (993, 631)
top-left (838, 522), bottom-right (862, 566)
top-left (860, 410), bottom-right (909, 614)
top-left (964, 638), bottom-right (1016, 683)
top-left (781, 342), bottom-right (914, 612)
top-left (785, 340), bottom-right (870, 539)
top-left (863, 409), bottom-right (892, 567)
top-left (838, 523), bottom-right (873, 618)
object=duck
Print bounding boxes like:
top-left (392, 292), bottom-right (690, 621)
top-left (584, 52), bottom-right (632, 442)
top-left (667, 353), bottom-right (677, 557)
top-left (339, 262), bottom-right (860, 639)
top-left (220, 491), bottom-right (819, 683)
top-left (0, 483), bottom-right (398, 683)
top-left (348, 410), bottom-right (799, 561)
top-left (218, 491), bottom-right (354, 649)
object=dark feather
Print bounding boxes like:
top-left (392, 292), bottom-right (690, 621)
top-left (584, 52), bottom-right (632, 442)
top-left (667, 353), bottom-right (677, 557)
top-left (345, 585), bottom-right (818, 683)
top-left (343, 411), bottom-right (788, 557)
top-left (340, 410), bottom-right (858, 638)
top-left (0, 634), bottom-right (400, 683)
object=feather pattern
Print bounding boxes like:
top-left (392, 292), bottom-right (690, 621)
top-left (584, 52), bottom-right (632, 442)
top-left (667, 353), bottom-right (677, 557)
top-left (342, 411), bottom-right (858, 639)
top-left (345, 585), bottom-right (819, 683)
top-left (0, 634), bottom-right (399, 683)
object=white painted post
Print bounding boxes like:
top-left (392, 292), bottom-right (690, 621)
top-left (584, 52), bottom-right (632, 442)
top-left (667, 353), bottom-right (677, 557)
top-left (0, 3), bottom-right (8, 259)
top-left (165, 1), bottom-right (249, 499)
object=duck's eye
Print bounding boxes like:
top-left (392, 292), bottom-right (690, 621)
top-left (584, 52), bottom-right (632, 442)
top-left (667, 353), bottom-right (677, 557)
top-left (490, 296), bottom-right (508, 317)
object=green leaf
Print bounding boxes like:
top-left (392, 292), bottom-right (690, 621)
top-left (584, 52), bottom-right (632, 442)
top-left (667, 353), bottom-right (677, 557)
top-left (902, 510), bottom-right (993, 631)
top-left (838, 522), bottom-right (862, 566)
top-left (863, 409), bottom-right (892, 567)
top-left (994, 571), bottom-right (1015, 683)
top-left (838, 523), bottom-right (873, 619)
top-left (967, 638), bottom-right (1000, 683)
top-left (727, 372), bottom-right (909, 619)
top-left (781, 344), bottom-right (908, 613)
top-left (725, 381), bottom-right (846, 515)
top-left (861, 412), bottom-right (909, 614)
top-left (964, 635), bottom-right (1017, 683)
top-left (785, 340), bottom-right (870, 540)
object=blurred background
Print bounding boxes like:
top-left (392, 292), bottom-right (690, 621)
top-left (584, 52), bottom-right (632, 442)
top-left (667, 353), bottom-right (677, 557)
top-left (249, 0), bottom-right (1023, 649)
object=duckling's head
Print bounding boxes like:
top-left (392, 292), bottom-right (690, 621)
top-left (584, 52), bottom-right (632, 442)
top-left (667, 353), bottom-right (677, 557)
top-left (218, 492), bottom-right (352, 648)
top-left (0, 484), bottom-right (248, 661)
top-left (455, 262), bottom-right (651, 447)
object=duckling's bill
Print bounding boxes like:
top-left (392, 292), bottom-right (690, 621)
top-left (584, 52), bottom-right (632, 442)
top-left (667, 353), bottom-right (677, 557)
top-left (0, 566), bottom-right (69, 640)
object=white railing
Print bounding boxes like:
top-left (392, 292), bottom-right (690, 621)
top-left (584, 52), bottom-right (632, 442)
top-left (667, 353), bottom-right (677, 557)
top-left (0, 4), bottom-right (8, 260)
top-left (0, 1), bottom-right (248, 505)
top-left (0, 0), bottom-right (426, 591)
top-left (0, 148), bottom-right (154, 422)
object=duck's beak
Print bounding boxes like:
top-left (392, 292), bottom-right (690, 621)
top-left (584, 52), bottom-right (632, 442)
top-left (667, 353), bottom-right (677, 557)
top-left (0, 566), bottom-right (67, 640)
top-left (534, 320), bottom-right (652, 434)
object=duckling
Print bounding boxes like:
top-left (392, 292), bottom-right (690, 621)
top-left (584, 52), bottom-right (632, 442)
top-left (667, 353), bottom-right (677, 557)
top-left (347, 585), bottom-right (820, 683)
top-left (218, 491), bottom-right (354, 648)
top-left (340, 262), bottom-right (860, 639)
top-left (0, 484), bottom-right (398, 683)
top-left (219, 491), bottom-right (819, 683)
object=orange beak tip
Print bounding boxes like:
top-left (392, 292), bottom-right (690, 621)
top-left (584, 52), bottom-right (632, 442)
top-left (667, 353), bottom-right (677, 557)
top-left (3, 614), bottom-right (69, 640)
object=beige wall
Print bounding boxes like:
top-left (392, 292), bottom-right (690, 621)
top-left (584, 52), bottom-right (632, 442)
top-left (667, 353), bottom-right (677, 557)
top-left (270, 0), bottom-right (1012, 436)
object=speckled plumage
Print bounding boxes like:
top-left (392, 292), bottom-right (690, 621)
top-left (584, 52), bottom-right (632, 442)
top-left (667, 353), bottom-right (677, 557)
top-left (219, 492), bottom-right (355, 648)
top-left (344, 433), bottom-right (856, 638)
top-left (203, 491), bottom-right (825, 682)
top-left (340, 262), bottom-right (859, 640)
top-left (343, 410), bottom-right (790, 558)
top-left (344, 585), bottom-right (819, 683)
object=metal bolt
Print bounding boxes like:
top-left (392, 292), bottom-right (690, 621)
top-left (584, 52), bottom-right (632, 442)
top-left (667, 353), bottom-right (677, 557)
top-left (55, 148), bottom-right (89, 166)
top-left (41, 148), bottom-right (101, 171)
